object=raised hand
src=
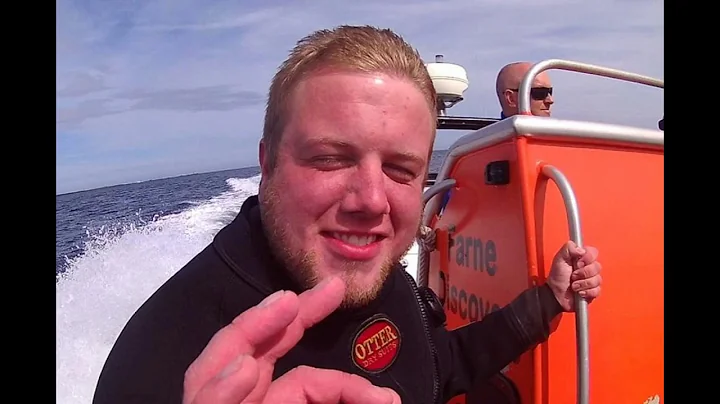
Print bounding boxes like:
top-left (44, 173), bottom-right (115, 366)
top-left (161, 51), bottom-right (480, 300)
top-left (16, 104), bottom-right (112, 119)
top-left (183, 276), bottom-right (400, 403)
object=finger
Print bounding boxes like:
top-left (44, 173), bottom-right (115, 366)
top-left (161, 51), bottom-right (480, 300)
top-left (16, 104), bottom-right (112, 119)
top-left (260, 277), bottom-right (346, 362)
top-left (185, 291), bottom-right (300, 396)
top-left (570, 245), bottom-right (598, 265)
top-left (572, 274), bottom-right (602, 292)
top-left (266, 366), bottom-right (400, 404)
top-left (188, 355), bottom-right (260, 404)
top-left (235, 291), bottom-right (303, 345)
top-left (296, 276), bottom-right (346, 328)
top-left (571, 262), bottom-right (602, 281)
top-left (579, 286), bottom-right (601, 300)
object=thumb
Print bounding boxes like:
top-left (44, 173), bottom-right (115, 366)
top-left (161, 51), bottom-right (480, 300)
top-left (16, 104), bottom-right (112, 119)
top-left (558, 241), bottom-right (584, 261)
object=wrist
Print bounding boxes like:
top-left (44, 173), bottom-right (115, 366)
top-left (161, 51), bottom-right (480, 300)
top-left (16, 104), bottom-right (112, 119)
top-left (539, 283), bottom-right (565, 319)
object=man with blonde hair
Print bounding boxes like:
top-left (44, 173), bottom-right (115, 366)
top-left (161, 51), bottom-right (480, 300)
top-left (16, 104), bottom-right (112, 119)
top-left (496, 61), bottom-right (554, 118)
top-left (93, 26), bottom-right (602, 404)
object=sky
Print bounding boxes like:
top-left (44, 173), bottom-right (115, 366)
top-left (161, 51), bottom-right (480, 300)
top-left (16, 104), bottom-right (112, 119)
top-left (56, 0), bottom-right (664, 195)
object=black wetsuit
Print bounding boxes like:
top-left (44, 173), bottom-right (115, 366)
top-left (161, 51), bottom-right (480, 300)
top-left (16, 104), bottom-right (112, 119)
top-left (92, 195), bottom-right (563, 404)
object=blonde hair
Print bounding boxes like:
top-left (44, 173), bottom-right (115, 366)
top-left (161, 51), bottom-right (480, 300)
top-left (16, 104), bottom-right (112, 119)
top-left (262, 25), bottom-right (438, 170)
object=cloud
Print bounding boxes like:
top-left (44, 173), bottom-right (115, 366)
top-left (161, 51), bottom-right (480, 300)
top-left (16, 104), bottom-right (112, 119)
top-left (115, 86), bottom-right (264, 112)
top-left (56, 0), bottom-right (664, 194)
top-left (57, 86), bottom-right (264, 128)
top-left (56, 70), bottom-right (110, 97)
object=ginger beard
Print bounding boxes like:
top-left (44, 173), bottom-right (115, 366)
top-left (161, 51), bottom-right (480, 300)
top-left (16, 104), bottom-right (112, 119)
top-left (259, 176), bottom-right (419, 309)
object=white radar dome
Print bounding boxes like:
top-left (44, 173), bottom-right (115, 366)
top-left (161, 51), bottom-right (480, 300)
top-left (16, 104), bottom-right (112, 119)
top-left (425, 54), bottom-right (469, 100)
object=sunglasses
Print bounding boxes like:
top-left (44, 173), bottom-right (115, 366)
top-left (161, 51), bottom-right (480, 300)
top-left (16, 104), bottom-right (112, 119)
top-left (509, 87), bottom-right (553, 101)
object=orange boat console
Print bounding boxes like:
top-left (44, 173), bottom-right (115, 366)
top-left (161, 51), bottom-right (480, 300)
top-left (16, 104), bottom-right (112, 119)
top-left (421, 59), bottom-right (664, 404)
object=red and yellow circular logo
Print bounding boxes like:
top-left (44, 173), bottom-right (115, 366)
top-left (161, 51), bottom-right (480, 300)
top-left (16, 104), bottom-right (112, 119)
top-left (351, 315), bottom-right (401, 373)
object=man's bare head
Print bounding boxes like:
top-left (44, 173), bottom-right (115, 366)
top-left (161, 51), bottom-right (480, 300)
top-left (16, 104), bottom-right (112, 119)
top-left (495, 61), bottom-right (554, 117)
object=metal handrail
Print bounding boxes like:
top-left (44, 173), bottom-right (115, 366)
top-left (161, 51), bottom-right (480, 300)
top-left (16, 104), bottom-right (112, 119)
top-left (518, 59), bottom-right (664, 115)
top-left (540, 164), bottom-right (589, 404)
top-left (423, 178), bottom-right (456, 205)
top-left (417, 178), bottom-right (456, 288)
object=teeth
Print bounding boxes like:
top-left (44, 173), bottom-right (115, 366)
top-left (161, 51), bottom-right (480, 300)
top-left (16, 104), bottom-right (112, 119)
top-left (332, 232), bottom-right (377, 246)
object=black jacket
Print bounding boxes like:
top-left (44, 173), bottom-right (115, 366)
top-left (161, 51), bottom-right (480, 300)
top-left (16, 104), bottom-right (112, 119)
top-left (92, 195), bottom-right (563, 404)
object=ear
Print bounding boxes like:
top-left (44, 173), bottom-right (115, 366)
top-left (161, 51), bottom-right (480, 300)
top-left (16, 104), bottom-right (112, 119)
top-left (505, 90), bottom-right (518, 108)
top-left (258, 140), bottom-right (269, 176)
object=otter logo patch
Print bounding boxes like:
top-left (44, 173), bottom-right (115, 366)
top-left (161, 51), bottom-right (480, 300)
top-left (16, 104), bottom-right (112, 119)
top-left (351, 314), bottom-right (401, 373)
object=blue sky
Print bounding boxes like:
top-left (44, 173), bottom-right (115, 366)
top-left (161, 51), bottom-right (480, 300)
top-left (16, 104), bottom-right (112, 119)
top-left (56, 0), bottom-right (664, 195)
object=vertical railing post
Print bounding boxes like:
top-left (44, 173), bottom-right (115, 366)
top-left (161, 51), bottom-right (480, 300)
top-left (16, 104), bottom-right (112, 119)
top-left (540, 164), bottom-right (590, 404)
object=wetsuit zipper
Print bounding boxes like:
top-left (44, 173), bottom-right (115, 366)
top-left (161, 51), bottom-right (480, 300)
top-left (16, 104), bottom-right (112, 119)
top-left (401, 269), bottom-right (440, 404)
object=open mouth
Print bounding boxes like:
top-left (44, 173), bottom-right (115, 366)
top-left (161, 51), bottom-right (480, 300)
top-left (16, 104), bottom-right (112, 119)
top-left (321, 231), bottom-right (387, 260)
top-left (330, 232), bottom-right (380, 246)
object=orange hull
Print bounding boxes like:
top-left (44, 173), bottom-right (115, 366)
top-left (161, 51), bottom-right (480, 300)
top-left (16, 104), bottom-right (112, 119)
top-left (425, 116), bottom-right (664, 404)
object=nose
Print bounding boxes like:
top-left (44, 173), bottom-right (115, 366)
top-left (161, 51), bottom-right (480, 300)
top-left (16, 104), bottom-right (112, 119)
top-left (341, 162), bottom-right (390, 217)
top-left (545, 94), bottom-right (554, 105)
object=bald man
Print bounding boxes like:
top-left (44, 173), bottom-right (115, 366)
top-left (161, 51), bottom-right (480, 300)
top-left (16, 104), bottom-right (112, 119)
top-left (496, 61), bottom-right (554, 118)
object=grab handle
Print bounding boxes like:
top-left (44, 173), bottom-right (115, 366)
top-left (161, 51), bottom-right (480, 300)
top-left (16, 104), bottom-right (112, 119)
top-left (417, 178), bottom-right (457, 288)
top-left (519, 59), bottom-right (664, 115)
top-left (539, 164), bottom-right (589, 404)
top-left (423, 178), bottom-right (456, 205)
